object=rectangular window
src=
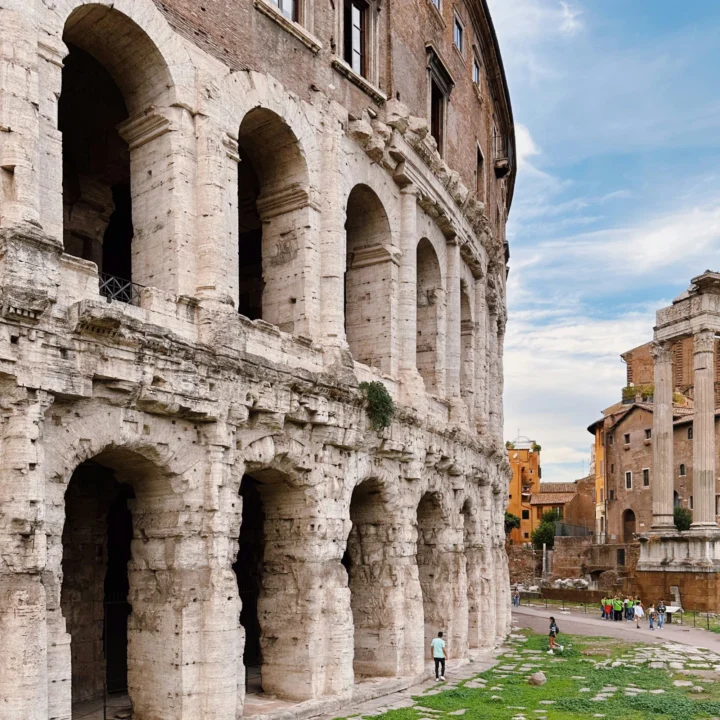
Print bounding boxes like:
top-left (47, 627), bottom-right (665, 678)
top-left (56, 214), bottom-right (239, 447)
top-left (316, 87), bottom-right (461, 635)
top-left (453, 15), bottom-right (464, 51)
top-left (476, 146), bottom-right (485, 199)
top-left (688, 426), bottom-right (694, 440)
top-left (431, 0), bottom-right (440, 7)
top-left (690, 495), bottom-right (694, 509)
top-left (609, 489), bottom-right (615, 501)
top-left (270, 0), bottom-right (297, 20)
top-left (430, 78), bottom-right (445, 155)
top-left (344, 0), bottom-right (367, 77)
top-left (608, 433), bottom-right (614, 445)
top-left (643, 468), bottom-right (650, 486)
top-left (522, 509), bottom-right (529, 520)
top-left (617, 548), bottom-right (626, 566)
top-left (624, 433), bottom-right (630, 444)
top-left (645, 428), bottom-right (651, 439)
top-left (625, 471), bottom-right (632, 489)
top-left (601, 516), bottom-right (605, 532)
top-left (610, 463), bottom-right (614, 474)
top-left (680, 463), bottom-right (686, 477)
top-left (473, 55), bottom-right (481, 85)
top-left (524, 532), bottom-right (529, 539)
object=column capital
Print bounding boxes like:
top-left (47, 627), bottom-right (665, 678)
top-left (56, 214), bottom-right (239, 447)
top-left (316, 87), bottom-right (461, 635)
top-left (651, 339), bottom-right (674, 363)
top-left (694, 328), bottom-right (716, 354)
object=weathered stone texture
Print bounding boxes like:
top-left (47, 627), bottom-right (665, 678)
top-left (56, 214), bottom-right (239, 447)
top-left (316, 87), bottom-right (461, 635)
top-left (0, 0), bottom-right (514, 718)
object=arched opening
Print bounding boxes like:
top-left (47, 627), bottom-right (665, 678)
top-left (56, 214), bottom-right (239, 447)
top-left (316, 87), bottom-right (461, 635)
top-left (460, 285), bottom-right (475, 405)
top-left (674, 490), bottom-right (681, 508)
top-left (416, 239), bottom-right (443, 393)
top-left (344, 478), bottom-right (394, 678)
top-left (344, 185), bottom-right (394, 371)
top-left (237, 109), bottom-right (310, 332)
top-left (622, 509), bottom-right (636, 543)
top-left (60, 45), bottom-right (132, 281)
top-left (416, 492), bottom-right (450, 656)
top-left (61, 450), bottom-right (168, 719)
top-left (59, 5), bottom-right (176, 297)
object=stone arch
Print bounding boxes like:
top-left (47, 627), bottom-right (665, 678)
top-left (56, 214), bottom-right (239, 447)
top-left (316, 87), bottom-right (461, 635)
top-left (622, 508), bottom-right (636, 543)
top-left (343, 474), bottom-right (423, 678)
top-left (56, 2), bottom-right (198, 295)
top-left (417, 237), bottom-right (444, 394)
top-left (41, 403), bottom-right (239, 720)
top-left (344, 184), bottom-right (396, 372)
top-left (460, 282), bottom-right (475, 405)
top-left (236, 107), bottom-right (314, 333)
top-left (233, 454), bottom-right (353, 701)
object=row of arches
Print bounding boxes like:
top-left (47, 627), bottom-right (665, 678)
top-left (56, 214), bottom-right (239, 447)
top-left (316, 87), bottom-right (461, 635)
top-left (56, 4), bottom-right (480, 399)
top-left (60, 451), bottom-right (496, 716)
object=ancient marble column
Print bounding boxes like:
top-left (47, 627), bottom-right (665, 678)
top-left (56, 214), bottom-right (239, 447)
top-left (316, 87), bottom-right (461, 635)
top-left (691, 330), bottom-right (719, 532)
top-left (651, 340), bottom-right (676, 531)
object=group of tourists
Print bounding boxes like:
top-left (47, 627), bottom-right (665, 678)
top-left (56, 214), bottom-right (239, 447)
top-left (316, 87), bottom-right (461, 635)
top-left (601, 596), bottom-right (667, 630)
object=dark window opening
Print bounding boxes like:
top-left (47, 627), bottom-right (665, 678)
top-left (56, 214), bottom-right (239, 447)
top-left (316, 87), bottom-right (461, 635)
top-left (617, 548), bottom-right (626, 566)
top-left (344, 0), bottom-right (367, 77)
top-left (645, 428), bottom-right (651, 439)
top-left (608, 433), bottom-right (614, 445)
top-left (522, 509), bottom-right (529, 520)
top-left (624, 433), bottom-right (630, 444)
top-left (680, 463), bottom-right (686, 477)
top-left (625, 471), bottom-right (632, 489)
top-left (430, 79), bottom-right (445, 155)
top-left (643, 468), bottom-right (650, 486)
top-left (609, 489), bottom-right (615, 501)
top-left (476, 146), bottom-right (485, 199)
top-left (688, 426), bottom-right (694, 440)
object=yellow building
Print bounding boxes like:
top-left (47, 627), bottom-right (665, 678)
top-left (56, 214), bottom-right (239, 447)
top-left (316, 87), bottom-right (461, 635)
top-left (506, 437), bottom-right (542, 544)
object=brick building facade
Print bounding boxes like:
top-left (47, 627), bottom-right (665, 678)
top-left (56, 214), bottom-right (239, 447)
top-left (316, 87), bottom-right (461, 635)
top-left (0, 1), bottom-right (515, 719)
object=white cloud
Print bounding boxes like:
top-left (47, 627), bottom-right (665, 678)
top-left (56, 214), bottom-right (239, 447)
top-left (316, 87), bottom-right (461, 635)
top-left (515, 123), bottom-right (541, 169)
top-left (559, 2), bottom-right (584, 35)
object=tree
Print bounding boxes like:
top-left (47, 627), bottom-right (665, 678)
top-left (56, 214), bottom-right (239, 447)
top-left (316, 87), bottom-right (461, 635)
top-left (504, 511), bottom-right (521, 535)
top-left (541, 509), bottom-right (562, 524)
top-left (674, 506), bottom-right (692, 532)
top-left (531, 521), bottom-right (556, 550)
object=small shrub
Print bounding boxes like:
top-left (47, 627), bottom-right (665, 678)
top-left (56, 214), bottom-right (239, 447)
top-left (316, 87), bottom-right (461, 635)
top-left (358, 381), bottom-right (395, 430)
top-left (531, 521), bottom-right (555, 549)
top-left (674, 506), bottom-right (692, 532)
top-left (505, 511), bottom-right (521, 535)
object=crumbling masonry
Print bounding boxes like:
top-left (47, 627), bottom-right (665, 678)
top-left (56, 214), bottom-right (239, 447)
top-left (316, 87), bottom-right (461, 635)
top-left (0, 0), bottom-right (515, 718)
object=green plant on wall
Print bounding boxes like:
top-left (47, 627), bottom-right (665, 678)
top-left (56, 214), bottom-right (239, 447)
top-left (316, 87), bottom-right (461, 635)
top-left (506, 441), bottom-right (515, 450)
top-left (358, 381), bottom-right (395, 430)
top-left (532, 442), bottom-right (542, 452)
top-left (622, 384), bottom-right (654, 402)
top-left (674, 506), bottom-right (692, 532)
top-left (505, 511), bottom-right (521, 535)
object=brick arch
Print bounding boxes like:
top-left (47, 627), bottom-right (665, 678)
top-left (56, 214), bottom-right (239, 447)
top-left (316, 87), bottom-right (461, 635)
top-left (46, 0), bottom-right (195, 114)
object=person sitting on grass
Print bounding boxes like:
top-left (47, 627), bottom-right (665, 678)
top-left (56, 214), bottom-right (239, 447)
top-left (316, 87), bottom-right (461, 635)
top-left (547, 616), bottom-right (563, 654)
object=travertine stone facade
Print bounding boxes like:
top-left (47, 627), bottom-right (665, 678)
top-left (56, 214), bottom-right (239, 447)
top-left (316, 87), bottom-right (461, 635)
top-left (0, 1), bottom-right (514, 718)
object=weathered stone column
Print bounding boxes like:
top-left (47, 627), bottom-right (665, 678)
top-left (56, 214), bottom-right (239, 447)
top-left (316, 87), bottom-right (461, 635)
top-left (651, 340), bottom-right (676, 531)
top-left (477, 480), bottom-right (496, 647)
top-left (398, 187), bottom-right (418, 374)
top-left (0, 386), bottom-right (51, 720)
top-left (691, 330), bottom-right (719, 532)
top-left (474, 277), bottom-right (488, 429)
top-left (195, 120), bottom-right (240, 304)
top-left (445, 240), bottom-right (461, 398)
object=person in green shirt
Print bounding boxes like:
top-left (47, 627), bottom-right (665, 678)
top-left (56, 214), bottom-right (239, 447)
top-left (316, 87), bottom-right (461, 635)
top-left (613, 597), bottom-right (623, 621)
top-left (601, 597), bottom-right (607, 619)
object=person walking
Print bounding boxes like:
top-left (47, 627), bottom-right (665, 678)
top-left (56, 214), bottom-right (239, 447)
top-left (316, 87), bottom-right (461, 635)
top-left (648, 605), bottom-right (657, 630)
top-left (430, 631), bottom-right (447, 681)
top-left (634, 601), bottom-right (645, 628)
top-left (627, 598), bottom-right (635, 622)
top-left (601, 596), bottom-right (607, 619)
top-left (513, 590), bottom-right (520, 607)
top-left (547, 616), bottom-right (564, 654)
top-left (657, 599), bottom-right (666, 630)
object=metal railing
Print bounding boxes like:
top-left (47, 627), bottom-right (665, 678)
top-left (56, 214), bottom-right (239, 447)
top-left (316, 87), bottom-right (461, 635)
top-left (99, 272), bottom-right (144, 306)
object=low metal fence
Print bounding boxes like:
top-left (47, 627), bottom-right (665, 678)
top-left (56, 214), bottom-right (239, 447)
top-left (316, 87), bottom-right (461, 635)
top-left (99, 272), bottom-right (144, 306)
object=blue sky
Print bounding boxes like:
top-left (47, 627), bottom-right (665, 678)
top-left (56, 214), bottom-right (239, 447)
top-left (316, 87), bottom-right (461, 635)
top-left (487, 0), bottom-right (720, 481)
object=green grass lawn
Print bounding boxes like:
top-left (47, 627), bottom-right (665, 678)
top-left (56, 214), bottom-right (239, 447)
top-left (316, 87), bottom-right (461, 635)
top-left (339, 631), bottom-right (720, 720)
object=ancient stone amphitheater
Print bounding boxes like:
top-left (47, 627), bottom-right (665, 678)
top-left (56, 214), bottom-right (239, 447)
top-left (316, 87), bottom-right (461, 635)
top-left (0, 0), bottom-right (515, 718)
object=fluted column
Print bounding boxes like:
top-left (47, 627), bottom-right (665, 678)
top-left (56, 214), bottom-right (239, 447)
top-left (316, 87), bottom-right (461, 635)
top-left (651, 340), bottom-right (676, 532)
top-left (691, 330), bottom-right (719, 532)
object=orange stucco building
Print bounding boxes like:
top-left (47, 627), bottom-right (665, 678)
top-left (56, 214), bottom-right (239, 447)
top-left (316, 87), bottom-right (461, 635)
top-left (507, 438), bottom-right (542, 543)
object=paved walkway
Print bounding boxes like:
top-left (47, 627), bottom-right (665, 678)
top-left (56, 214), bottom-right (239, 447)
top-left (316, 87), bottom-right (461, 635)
top-left (513, 605), bottom-right (720, 652)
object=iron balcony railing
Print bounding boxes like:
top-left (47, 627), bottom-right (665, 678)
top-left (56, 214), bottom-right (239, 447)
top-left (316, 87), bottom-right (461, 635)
top-left (99, 272), bottom-right (144, 306)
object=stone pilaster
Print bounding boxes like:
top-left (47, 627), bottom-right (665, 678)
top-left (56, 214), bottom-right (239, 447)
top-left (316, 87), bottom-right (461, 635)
top-left (651, 340), bottom-right (676, 532)
top-left (474, 278), bottom-right (488, 430)
top-left (691, 330), bottom-right (719, 532)
top-left (445, 240), bottom-right (461, 398)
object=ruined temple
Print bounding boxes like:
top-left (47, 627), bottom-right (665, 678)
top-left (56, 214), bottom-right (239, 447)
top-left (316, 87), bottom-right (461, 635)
top-left (0, 0), bottom-right (515, 718)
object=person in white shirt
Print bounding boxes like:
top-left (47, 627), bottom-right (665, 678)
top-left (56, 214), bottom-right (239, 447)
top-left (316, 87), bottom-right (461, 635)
top-left (633, 601), bottom-right (645, 628)
top-left (430, 631), bottom-right (448, 681)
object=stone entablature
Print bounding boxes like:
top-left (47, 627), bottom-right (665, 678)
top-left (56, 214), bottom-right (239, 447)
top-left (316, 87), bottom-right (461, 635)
top-left (0, 1), bottom-right (513, 718)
